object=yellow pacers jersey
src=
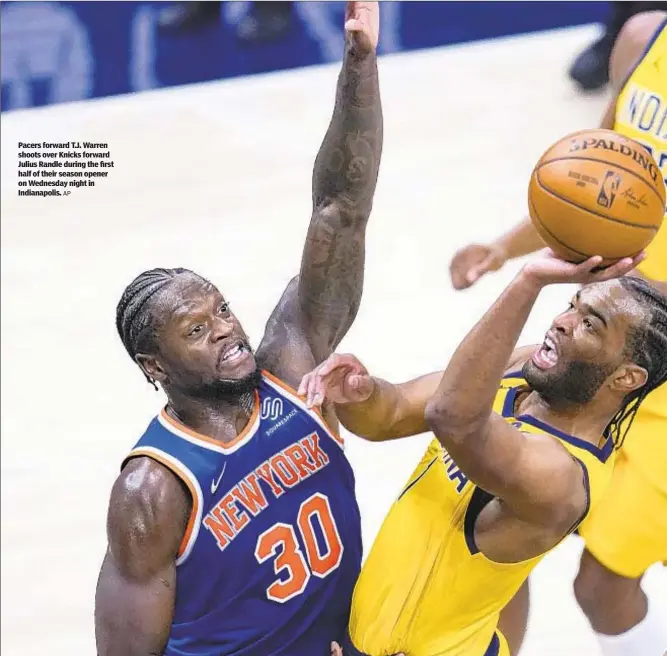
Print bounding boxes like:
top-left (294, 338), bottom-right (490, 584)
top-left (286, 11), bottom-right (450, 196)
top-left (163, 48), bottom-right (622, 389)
top-left (612, 16), bottom-right (667, 480)
top-left (614, 17), bottom-right (667, 283)
top-left (349, 374), bottom-right (616, 656)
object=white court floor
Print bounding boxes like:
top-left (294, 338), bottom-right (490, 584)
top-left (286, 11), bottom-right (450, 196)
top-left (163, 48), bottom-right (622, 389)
top-left (2, 23), bottom-right (666, 656)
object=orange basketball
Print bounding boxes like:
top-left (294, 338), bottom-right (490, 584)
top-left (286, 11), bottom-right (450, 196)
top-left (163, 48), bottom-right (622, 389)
top-left (528, 128), bottom-right (666, 264)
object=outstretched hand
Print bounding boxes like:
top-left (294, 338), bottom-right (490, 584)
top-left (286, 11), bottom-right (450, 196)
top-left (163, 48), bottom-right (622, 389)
top-left (449, 243), bottom-right (507, 290)
top-left (345, 1), bottom-right (379, 53)
top-left (521, 249), bottom-right (646, 287)
top-left (298, 353), bottom-right (375, 409)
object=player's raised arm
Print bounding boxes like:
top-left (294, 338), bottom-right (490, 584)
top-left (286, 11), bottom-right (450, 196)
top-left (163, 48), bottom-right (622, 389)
top-left (425, 250), bottom-right (643, 526)
top-left (95, 458), bottom-right (189, 656)
top-left (298, 1), bottom-right (382, 359)
top-left (258, 2), bottom-right (383, 386)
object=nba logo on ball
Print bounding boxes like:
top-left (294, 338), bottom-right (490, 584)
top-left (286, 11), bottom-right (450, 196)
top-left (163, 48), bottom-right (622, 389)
top-left (597, 171), bottom-right (621, 209)
top-left (528, 128), bottom-right (666, 264)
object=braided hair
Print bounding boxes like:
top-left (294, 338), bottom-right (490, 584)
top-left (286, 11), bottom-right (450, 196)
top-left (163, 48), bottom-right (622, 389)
top-left (607, 276), bottom-right (667, 447)
top-left (116, 267), bottom-right (204, 388)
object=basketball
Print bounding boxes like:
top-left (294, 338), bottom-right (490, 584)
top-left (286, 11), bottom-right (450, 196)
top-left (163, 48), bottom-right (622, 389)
top-left (528, 128), bottom-right (666, 264)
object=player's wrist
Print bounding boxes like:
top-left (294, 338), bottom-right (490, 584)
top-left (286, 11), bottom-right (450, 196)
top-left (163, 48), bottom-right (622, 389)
top-left (336, 375), bottom-right (378, 408)
top-left (490, 240), bottom-right (510, 263)
top-left (514, 266), bottom-right (548, 292)
top-left (344, 42), bottom-right (377, 62)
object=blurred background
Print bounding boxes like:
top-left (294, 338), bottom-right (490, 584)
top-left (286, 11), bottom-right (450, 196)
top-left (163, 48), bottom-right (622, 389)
top-left (3, 0), bottom-right (652, 112)
top-left (2, 2), bottom-right (666, 656)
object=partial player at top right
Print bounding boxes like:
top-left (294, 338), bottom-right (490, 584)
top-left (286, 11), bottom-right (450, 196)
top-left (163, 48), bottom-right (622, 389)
top-left (450, 11), bottom-right (667, 656)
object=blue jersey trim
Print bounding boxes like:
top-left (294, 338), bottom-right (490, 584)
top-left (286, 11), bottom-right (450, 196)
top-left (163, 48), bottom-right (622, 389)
top-left (501, 385), bottom-right (521, 417)
top-left (500, 380), bottom-right (613, 464)
top-left (515, 413), bottom-right (613, 463)
top-left (569, 457), bottom-right (591, 534)
top-left (484, 632), bottom-right (501, 656)
top-left (397, 456), bottom-right (438, 501)
top-left (502, 370), bottom-right (525, 380)
top-left (463, 486), bottom-right (494, 556)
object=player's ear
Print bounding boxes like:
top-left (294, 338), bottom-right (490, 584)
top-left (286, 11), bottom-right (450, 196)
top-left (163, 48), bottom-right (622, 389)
top-left (136, 353), bottom-right (168, 384)
top-left (612, 363), bottom-right (648, 395)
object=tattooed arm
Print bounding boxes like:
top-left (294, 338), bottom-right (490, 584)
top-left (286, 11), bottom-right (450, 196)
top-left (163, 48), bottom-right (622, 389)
top-left (258, 2), bottom-right (383, 388)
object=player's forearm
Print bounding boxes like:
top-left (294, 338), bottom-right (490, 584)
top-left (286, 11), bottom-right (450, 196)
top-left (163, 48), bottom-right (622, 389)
top-left (298, 39), bottom-right (383, 357)
top-left (493, 217), bottom-right (545, 261)
top-left (95, 556), bottom-right (173, 656)
top-left (426, 273), bottom-right (541, 437)
top-left (95, 605), bottom-right (169, 656)
top-left (97, 635), bottom-right (165, 656)
top-left (335, 377), bottom-right (426, 441)
top-left (334, 377), bottom-right (401, 440)
top-left (311, 36), bottom-right (383, 219)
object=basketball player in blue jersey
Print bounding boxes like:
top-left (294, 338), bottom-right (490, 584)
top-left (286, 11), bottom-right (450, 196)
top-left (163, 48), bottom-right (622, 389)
top-left (94, 4), bottom-right (383, 655)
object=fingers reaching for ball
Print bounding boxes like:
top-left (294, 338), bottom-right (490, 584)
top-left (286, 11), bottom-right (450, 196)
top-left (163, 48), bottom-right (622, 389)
top-left (522, 248), bottom-right (647, 286)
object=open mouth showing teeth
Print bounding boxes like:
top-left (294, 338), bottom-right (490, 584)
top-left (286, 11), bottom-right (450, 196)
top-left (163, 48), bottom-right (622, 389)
top-left (532, 335), bottom-right (558, 369)
top-left (221, 343), bottom-right (247, 364)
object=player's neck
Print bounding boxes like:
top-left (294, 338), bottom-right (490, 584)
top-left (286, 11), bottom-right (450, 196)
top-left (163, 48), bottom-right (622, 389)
top-left (518, 390), bottom-right (616, 445)
top-left (165, 392), bottom-right (256, 443)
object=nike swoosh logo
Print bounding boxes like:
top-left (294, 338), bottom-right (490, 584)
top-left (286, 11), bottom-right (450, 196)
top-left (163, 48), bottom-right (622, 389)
top-left (211, 462), bottom-right (227, 495)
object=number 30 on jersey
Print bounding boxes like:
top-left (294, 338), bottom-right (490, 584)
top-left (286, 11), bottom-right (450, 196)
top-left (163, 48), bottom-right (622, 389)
top-left (254, 493), bottom-right (343, 603)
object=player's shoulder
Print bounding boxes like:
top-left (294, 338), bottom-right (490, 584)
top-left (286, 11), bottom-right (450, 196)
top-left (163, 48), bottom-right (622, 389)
top-left (618, 10), bottom-right (667, 48)
top-left (611, 10), bottom-right (667, 91)
top-left (517, 430), bottom-right (588, 528)
top-left (108, 457), bottom-right (190, 566)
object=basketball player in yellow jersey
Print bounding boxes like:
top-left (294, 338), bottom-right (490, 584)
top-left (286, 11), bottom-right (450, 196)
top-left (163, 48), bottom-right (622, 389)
top-left (301, 249), bottom-right (667, 656)
top-left (449, 10), bottom-right (667, 656)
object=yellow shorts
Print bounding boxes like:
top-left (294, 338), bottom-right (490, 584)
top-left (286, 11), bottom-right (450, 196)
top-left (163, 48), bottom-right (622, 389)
top-left (578, 384), bottom-right (667, 578)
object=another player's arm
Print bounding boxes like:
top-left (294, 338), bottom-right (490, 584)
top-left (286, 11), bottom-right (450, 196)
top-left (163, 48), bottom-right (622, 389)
top-left (95, 458), bottom-right (190, 656)
top-left (335, 372), bottom-right (442, 441)
top-left (425, 271), bottom-right (590, 527)
top-left (297, 18), bottom-right (382, 361)
top-left (450, 11), bottom-right (665, 291)
top-left (258, 2), bottom-right (383, 393)
top-left (300, 345), bottom-right (536, 442)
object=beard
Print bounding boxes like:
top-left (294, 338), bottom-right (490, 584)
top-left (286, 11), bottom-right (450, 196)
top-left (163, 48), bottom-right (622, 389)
top-left (192, 366), bottom-right (263, 401)
top-left (522, 357), bottom-right (615, 406)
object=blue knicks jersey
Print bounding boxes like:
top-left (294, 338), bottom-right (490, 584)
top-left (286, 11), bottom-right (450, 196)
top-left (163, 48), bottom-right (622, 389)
top-left (123, 371), bottom-right (362, 656)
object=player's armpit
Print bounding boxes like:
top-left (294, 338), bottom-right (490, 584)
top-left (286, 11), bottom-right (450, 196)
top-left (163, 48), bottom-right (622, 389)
top-left (95, 457), bottom-right (190, 656)
top-left (257, 277), bottom-right (319, 388)
top-left (427, 412), bottom-right (587, 529)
